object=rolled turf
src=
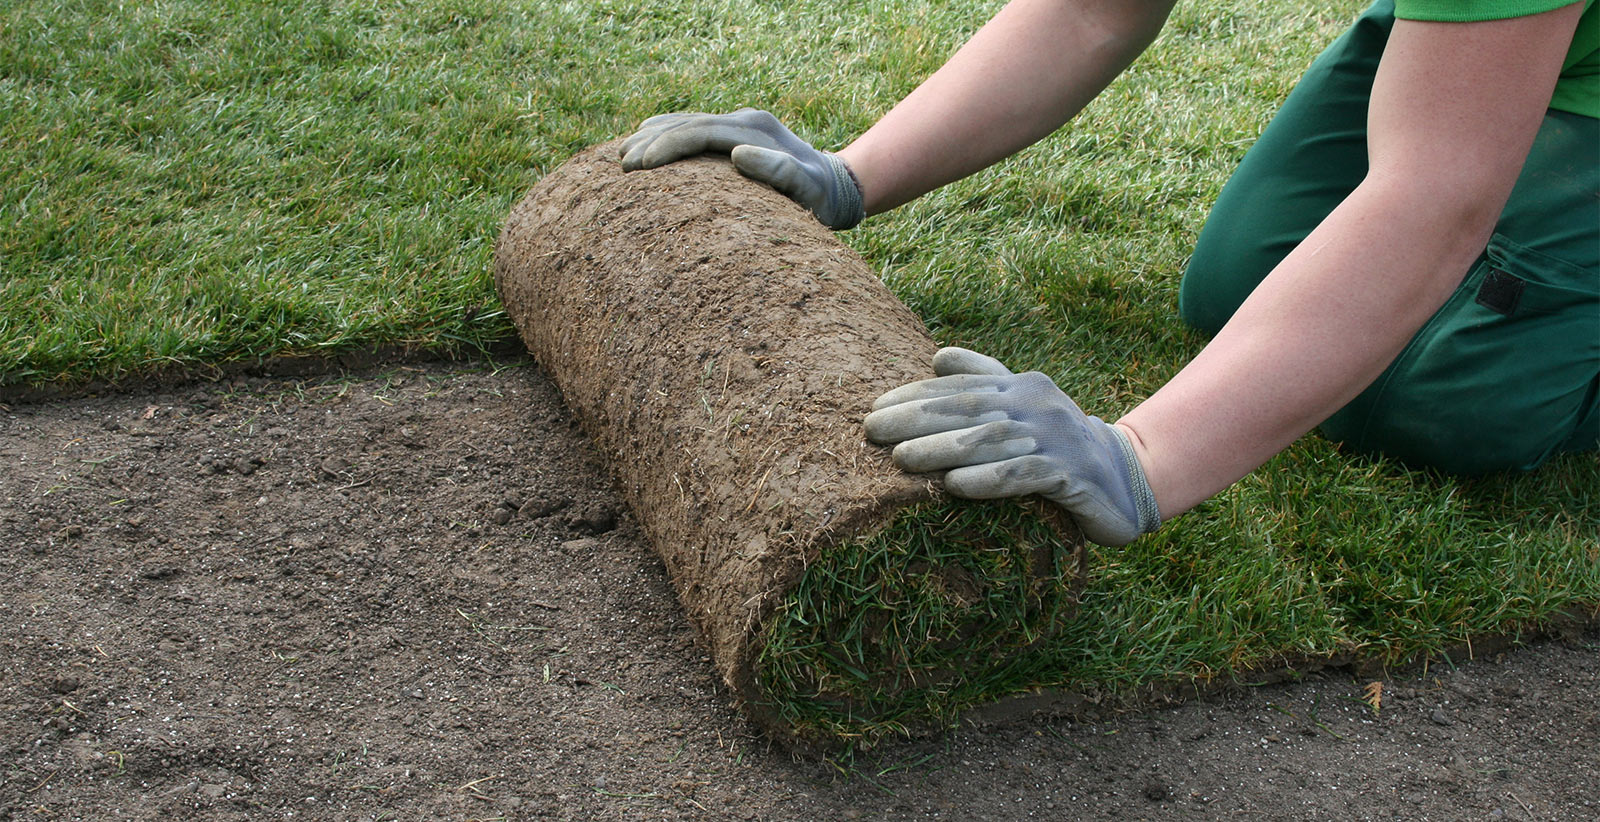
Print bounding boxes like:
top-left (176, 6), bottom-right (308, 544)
top-left (494, 144), bottom-right (1087, 743)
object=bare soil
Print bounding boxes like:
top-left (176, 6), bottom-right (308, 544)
top-left (3, 357), bottom-right (1596, 821)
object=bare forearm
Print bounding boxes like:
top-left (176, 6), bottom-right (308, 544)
top-left (1114, 7), bottom-right (1579, 519)
top-left (837, 0), bottom-right (1174, 214)
top-left (1117, 179), bottom-right (1491, 515)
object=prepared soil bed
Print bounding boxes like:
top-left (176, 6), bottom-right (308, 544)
top-left (2, 360), bottom-right (1596, 821)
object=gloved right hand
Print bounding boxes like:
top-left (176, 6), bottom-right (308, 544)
top-left (619, 108), bottom-right (865, 230)
top-left (864, 347), bottom-right (1162, 547)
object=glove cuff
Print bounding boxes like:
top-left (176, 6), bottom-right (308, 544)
top-left (822, 152), bottom-right (866, 230)
top-left (1110, 426), bottom-right (1162, 535)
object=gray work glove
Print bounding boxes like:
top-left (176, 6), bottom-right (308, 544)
top-left (864, 347), bottom-right (1161, 547)
top-left (619, 108), bottom-right (865, 230)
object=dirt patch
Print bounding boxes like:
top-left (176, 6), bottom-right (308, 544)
top-left (2, 359), bottom-right (1596, 820)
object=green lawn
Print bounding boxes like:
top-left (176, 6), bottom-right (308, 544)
top-left (3, 0), bottom-right (1594, 719)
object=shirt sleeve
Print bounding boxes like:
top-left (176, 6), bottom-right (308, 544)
top-left (1394, 0), bottom-right (1587, 23)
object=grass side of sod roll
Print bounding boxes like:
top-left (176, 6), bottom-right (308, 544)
top-left (4, 0), bottom-right (1595, 738)
top-left (756, 499), bottom-right (1082, 741)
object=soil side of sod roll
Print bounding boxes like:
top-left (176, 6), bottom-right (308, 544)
top-left (494, 143), bottom-right (1086, 743)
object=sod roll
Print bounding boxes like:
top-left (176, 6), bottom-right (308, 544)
top-left (494, 143), bottom-right (1086, 742)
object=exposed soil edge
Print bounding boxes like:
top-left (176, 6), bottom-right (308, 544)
top-left (0, 339), bottom-right (526, 405)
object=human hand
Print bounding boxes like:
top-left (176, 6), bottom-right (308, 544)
top-left (864, 347), bottom-right (1161, 546)
top-left (619, 108), bottom-right (865, 230)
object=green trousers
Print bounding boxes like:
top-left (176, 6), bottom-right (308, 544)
top-left (1179, 0), bottom-right (1599, 475)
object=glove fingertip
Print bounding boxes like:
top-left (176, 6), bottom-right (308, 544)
top-left (731, 145), bottom-right (804, 190)
top-left (939, 462), bottom-right (1006, 500)
top-left (636, 138), bottom-right (696, 170)
top-left (888, 438), bottom-right (942, 473)
top-left (618, 130), bottom-right (652, 164)
top-left (933, 347), bottom-right (1013, 377)
top-left (868, 380), bottom-right (931, 413)
top-left (862, 408), bottom-right (900, 445)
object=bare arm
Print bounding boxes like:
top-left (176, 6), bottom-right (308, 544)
top-left (1116, 3), bottom-right (1586, 517)
top-left (837, 0), bottom-right (1176, 214)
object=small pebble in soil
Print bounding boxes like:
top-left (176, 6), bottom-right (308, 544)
top-left (319, 457), bottom-right (351, 480)
top-left (519, 495), bottom-right (571, 519)
top-left (566, 503), bottom-right (619, 535)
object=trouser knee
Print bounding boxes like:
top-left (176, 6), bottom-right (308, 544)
top-left (1315, 249), bottom-right (1599, 474)
top-left (1319, 394), bottom-right (1596, 475)
top-left (1177, 238), bottom-right (1260, 336)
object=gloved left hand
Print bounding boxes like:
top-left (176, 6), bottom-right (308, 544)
top-left (618, 108), bottom-right (865, 230)
top-left (864, 347), bottom-right (1161, 546)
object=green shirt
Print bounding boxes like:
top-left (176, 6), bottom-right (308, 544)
top-left (1394, 0), bottom-right (1598, 118)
